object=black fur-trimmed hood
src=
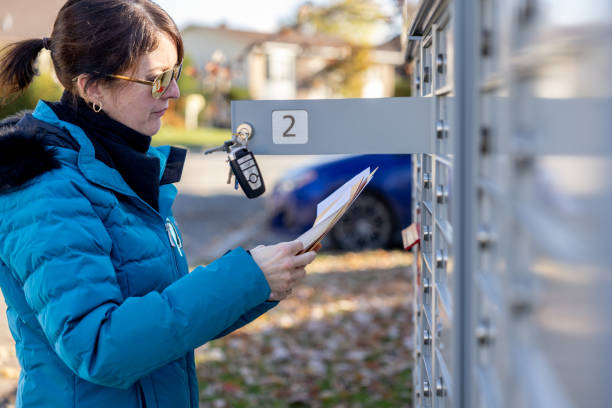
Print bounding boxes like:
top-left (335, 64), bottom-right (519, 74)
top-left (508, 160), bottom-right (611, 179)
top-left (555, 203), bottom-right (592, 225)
top-left (0, 111), bottom-right (62, 193)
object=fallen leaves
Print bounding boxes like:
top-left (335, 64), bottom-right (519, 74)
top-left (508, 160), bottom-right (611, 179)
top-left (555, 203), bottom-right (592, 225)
top-left (197, 250), bottom-right (415, 407)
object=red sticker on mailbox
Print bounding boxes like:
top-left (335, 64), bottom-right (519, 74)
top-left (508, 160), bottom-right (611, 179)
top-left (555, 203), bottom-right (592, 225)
top-left (402, 223), bottom-right (420, 250)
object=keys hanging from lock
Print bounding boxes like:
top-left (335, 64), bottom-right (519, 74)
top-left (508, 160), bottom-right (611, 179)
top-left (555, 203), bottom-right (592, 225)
top-left (204, 123), bottom-right (265, 199)
top-left (227, 144), bottom-right (265, 198)
top-left (225, 162), bottom-right (244, 192)
top-left (204, 140), bottom-right (235, 155)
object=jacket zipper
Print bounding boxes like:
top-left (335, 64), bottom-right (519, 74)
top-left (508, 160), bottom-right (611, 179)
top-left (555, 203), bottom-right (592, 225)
top-left (165, 218), bottom-right (183, 257)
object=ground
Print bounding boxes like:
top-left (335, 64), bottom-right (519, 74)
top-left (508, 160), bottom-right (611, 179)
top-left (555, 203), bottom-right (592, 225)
top-left (196, 250), bottom-right (414, 408)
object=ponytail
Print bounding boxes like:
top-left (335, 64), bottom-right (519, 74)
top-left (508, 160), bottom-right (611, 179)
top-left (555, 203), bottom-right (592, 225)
top-left (0, 38), bottom-right (48, 100)
top-left (0, 0), bottom-right (184, 103)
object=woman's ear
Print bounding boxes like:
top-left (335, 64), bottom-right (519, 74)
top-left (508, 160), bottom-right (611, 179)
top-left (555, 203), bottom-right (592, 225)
top-left (74, 75), bottom-right (103, 105)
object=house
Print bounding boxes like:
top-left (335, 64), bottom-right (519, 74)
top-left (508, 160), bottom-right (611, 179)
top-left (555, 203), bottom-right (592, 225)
top-left (1, 0), bottom-right (65, 75)
top-left (0, 0), bottom-right (65, 43)
top-left (181, 24), bottom-right (403, 101)
top-left (181, 24), bottom-right (270, 91)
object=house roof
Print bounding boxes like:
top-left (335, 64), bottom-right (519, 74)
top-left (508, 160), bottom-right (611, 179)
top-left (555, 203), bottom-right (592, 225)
top-left (260, 27), bottom-right (348, 48)
top-left (182, 23), bottom-right (402, 54)
top-left (182, 24), bottom-right (270, 45)
top-left (183, 23), bottom-right (348, 49)
top-left (375, 35), bottom-right (401, 51)
top-left (0, 0), bottom-right (65, 43)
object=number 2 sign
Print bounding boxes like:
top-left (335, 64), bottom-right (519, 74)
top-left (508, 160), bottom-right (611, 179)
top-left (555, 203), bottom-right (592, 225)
top-left (272, 110), bottom-right (308, 144)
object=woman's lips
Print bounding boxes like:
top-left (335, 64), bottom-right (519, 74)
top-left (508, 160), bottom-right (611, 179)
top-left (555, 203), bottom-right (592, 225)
top-left (152, 108), bottom-right (167, 117)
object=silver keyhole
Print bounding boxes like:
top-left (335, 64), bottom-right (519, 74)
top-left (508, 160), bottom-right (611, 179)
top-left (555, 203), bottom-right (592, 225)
top-left (436, 53), bottom-right (445, 74)
top-left (235, 123), bottom-right (253, 145)
top-left (423, 277), bottom-right (431, 294)
top-left (423, 329), bottom-right (432, 345)
top-left (436, 249), bottom-right (448, 268)
top-left (423, 380), bottom-right (431, 397)
top-left (436, 377), bottom-right (447, 397)
top-left (423, 173), bottom-right (432, 189)
top-left (423, 226), bottom-right (432, 242)
top-left (436, 119), bottom-right (449, 139)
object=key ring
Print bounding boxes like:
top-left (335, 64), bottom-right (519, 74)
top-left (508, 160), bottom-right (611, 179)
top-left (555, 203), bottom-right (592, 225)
top-left (234, 123), bottom-right (253, 146)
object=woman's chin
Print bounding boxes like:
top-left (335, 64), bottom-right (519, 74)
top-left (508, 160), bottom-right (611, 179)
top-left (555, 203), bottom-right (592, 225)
top-left (144, 119), bottom-right (162, 137)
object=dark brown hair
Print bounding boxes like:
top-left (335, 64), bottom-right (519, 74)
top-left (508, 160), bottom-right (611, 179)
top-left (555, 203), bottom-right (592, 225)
top-left (0, 0), bottom-right (183, 100)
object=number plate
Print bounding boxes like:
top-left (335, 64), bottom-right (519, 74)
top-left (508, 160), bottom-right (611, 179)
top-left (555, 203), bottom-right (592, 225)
top-left (272, 110), bottom-right (308, 144)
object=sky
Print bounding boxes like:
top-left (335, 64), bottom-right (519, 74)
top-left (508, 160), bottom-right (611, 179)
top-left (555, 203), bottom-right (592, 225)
top-left (154, 0), bottom-right (401, 42)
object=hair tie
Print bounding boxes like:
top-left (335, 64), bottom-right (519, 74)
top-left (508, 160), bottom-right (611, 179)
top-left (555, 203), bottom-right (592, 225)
top-left (42, 37), bottom-right (51, 50)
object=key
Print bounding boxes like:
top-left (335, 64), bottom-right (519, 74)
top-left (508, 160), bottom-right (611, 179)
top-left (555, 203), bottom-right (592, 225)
top-left (226, 165), bottom-right (233, 184)
top-left (204, 140), bottom-right (235, 155)
top-left (228, 145), bottom-right (265, 198)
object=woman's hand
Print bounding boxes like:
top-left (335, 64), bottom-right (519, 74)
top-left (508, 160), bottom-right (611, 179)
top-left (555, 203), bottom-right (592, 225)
top-left (250, 240), bottom-right (319, 301)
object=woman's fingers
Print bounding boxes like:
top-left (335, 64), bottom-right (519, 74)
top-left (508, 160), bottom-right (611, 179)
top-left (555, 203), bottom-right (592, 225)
top-left (283, 240), bottom-right (304, 255)
top-left (291, 251), bottom-right (317, 268)
top-left (252, 240), bottom-right (318, 302)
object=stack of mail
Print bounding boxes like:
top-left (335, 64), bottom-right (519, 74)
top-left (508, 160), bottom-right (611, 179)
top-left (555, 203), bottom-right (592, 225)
top-left (296, 167), bottom-right (378, 254)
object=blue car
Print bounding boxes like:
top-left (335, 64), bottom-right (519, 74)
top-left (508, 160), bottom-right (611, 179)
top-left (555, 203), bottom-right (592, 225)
top-left (267, 154), bottom-right (412, 251)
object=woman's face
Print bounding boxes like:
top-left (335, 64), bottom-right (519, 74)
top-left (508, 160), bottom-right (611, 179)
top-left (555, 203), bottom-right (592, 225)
top-left (95, 33), bottom-right (180, 136)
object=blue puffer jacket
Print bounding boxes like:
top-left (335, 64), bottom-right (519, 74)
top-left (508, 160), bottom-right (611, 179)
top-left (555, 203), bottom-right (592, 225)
top-left (0, 101), bottom-right (275, 407)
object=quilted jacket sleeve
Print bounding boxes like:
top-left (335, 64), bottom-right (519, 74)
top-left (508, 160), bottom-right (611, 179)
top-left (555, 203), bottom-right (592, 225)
top-left (0, 173), bottom-right (272, 389)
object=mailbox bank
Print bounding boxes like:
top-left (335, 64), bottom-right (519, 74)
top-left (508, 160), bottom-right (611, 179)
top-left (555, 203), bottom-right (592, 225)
top-left (231, 1), bottom-right (612, 407)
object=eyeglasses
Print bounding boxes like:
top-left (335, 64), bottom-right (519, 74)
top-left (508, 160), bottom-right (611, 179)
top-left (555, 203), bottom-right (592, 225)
top-left (107, 62), bottom-right (182, 99)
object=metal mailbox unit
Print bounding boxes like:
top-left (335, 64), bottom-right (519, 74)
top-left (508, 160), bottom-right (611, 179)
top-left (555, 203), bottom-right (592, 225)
top-left (405, 3), bottom-right (455, 407)
top-left (406, 1), bottom-right (612, 408)
top-left (230, 1), bottom-right (611, 407)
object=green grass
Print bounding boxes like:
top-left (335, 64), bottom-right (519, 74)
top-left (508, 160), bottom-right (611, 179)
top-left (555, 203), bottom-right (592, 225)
top-left (152, 125), bottom-right (231, 149)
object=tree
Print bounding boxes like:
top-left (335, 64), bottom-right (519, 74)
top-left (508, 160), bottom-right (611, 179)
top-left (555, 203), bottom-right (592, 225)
top-left (0, 71), bottom-right (62, 120)
top-left (293, 0), bottom-right (393, 97)
top-left (296, 0), bottom-right (391, 46)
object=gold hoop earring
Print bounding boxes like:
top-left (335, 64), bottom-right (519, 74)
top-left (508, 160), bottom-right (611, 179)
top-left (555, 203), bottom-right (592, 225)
top-left (92, 101), bottom-right (103, 113)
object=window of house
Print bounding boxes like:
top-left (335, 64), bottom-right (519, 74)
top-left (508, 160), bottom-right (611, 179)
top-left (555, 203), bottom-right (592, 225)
top-left (266, 51), bottom-right (295, 82)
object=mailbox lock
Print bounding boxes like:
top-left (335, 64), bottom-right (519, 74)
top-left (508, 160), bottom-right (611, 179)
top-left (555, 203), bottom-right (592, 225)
top-left (436, 53), bottom-right (446, 74)
top-left (435, 249), bottom-right (448, 268)
top-left (235, 122), bottom-right (254, 145)
top-left (481, 28), bottom-right (492, 57)
top-left (423, 172), bottom-right (432, 189)
top-left (423, 226), bottom-right (432, 242)
top-left (480, 126), bottom-right (492, 155)
top-left (436, 185), bottom-right (448, 204)
top-left (436, 120), bottom-right (449, 140)
top-left (423, 380), bottom-right (431, 398)
top-left (423, 277), bottom-right (431, 294)
top-left (436, 377), bottom-right (448, 397)
top-left (477, 225), bottom-right (495, 249)
top-left (423, 329), bottom-right (432, 345)
top-left (476, 319), bottom-right (496, 347)
top-left (511, 289), bottom-right (534, 317)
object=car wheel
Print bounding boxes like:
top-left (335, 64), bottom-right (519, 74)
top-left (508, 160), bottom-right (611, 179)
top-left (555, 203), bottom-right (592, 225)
top-left (330, 192), bottom-right (394, 251)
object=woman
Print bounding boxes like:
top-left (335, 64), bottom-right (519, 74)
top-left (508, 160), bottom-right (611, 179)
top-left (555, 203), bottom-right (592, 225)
top-left (0, 1), bottom-right (318, 407)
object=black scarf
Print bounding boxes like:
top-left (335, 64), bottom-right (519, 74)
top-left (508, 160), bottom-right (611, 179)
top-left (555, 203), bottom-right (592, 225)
top-left (49, 92), bottom-right (170, 211)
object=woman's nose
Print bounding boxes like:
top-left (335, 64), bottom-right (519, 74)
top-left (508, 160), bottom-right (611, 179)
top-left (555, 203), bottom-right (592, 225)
top-left (163, 78), bottom-right (180, 100)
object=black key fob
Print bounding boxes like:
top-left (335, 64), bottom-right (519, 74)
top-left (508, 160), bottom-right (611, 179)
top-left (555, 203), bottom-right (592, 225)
top-left (229, 146), bottom-right (265, 198)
